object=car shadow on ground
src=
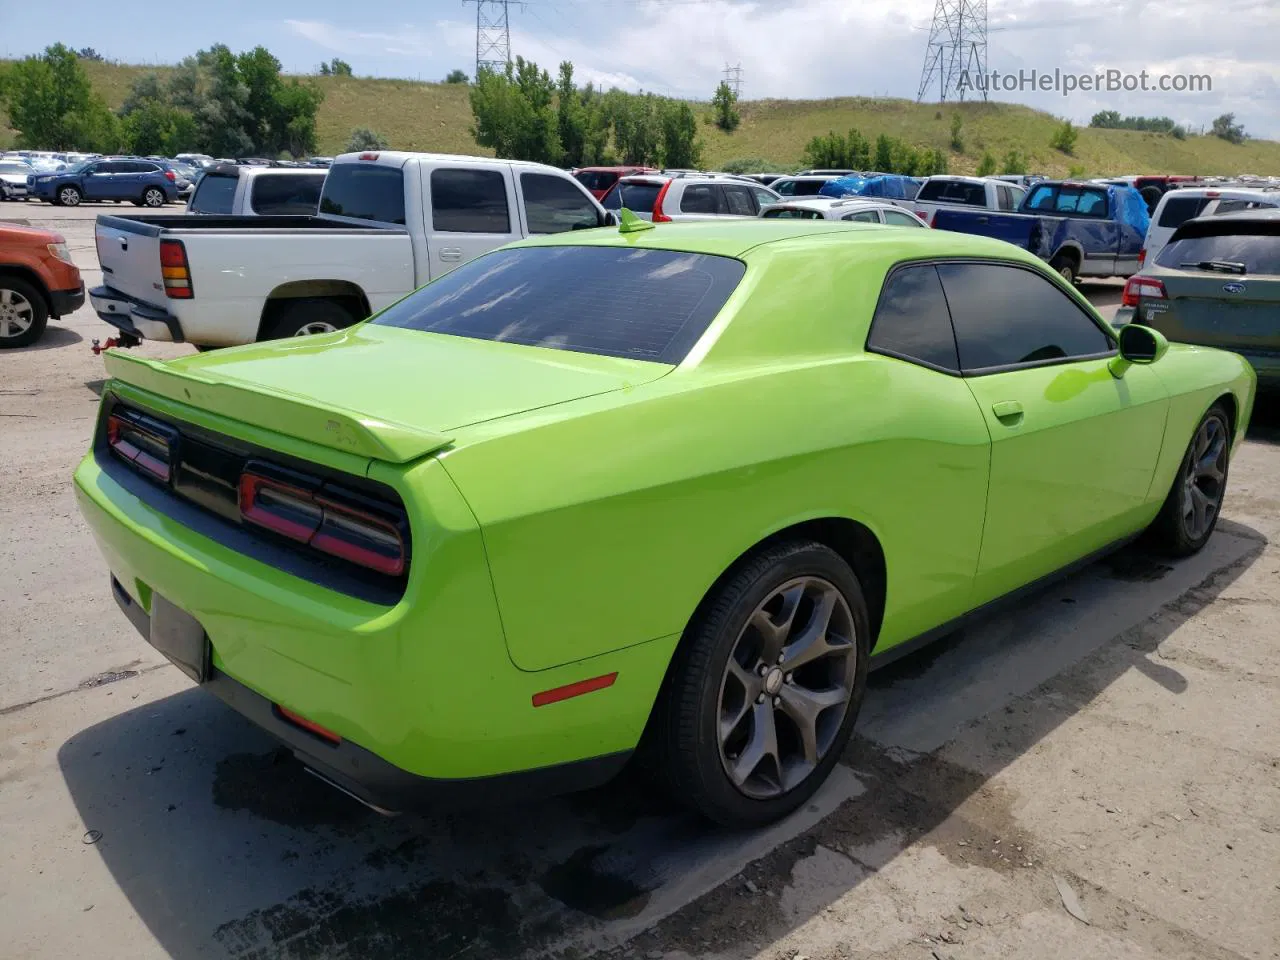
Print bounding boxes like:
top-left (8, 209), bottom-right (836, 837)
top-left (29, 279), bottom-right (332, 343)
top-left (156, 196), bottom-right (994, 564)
top-left (18, 325), bottom-right (83, 351)
top-left (56, 525), bottom-right (1265, 960)
top-left (1246, 392), bottom-right (1280, 447)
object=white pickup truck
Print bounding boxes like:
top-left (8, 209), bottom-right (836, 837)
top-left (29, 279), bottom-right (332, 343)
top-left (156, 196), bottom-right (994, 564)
top-left (90, 151), bottom-right (612, 348)
top-left (186, 164), bottom-right (327, 217)
top-left (906, 175), bottom-right (1026, 227)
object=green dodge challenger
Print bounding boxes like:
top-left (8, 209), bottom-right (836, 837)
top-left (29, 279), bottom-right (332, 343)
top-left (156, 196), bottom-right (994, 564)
top-left (75, 219), bottom-right (1255, 827)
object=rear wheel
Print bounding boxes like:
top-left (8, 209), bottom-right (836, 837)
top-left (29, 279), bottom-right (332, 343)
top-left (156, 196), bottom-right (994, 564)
top-left (142, 186), bottom-right (166, 208)
top-left (1149, 403), bottom-right (1231, 556)
top-left (261, 298), bottom-right (360, 340)
top-left (57, 185), bottom-right (82, 207)
top-left (1050, 252), bottom-right (1078, 285)
top-left (0, 277), bottom-right (49, 348)
top-left (652, 540), bottom-right (869, 827)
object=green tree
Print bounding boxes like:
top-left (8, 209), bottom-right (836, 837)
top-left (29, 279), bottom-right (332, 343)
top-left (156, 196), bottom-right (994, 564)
top-left (1, 43), bottom-right (108, 149)
top-left (712, 80), bottom-right (740, 133)
top-left (872, 134), bottom-right (893, 172)
top-left (1090, 110), bottom-right (1121, 128)
top-left (328, 58), bottom-right (353, 77)
top-left (975, 151), bottom-right (996, 177)
top-left (923, 147), bottom-right (948, 175)
top-left (949, 113), bottom-right (964, 152)
top-left (319, 61), bottom-right (331, 76)
top-left (658, 99), bottom-right (701, 169)
top-left (1049, 119), bottom-right (1078, 154)
top-left (608, 90), bottom-right (659, 165)
top-left (556, 62), bottom-right (588, 167)
top-left (1211, 112), bottom-right (1245, 144)
top-left (1067, 164), bottom-right (1087, 178)
top-left (346, 127), bottom-right (388, 151)
top-left (802, 131), bottom-right (847, 169)
top-left (847, 128), bottom-right (871, 170)
top-left (445, 69), bottom-right (469, 84)
top-left (469, 59), bottom-right (561, 164)
top-left (1000, 149), bottom-right (1028, 175)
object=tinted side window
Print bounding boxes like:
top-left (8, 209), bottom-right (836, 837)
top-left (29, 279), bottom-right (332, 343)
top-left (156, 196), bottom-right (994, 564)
top-left (751, 187), bottom-right (778, 209)
top-left (844, 210), bottom-right (879, 222)
top-left (722, 185), bottom-right (756, 216)
top-left (763, 208), bottom-right (821, 219)
top-left (520, 173), bottom-right (599, 233)
top-left (867, 264), bottom-right (959, 372)
top-left (90, 161), bottom-right (120, 174)
top-left (431, 168), bottom-right (511, 233)
top-left (681, 184), bottom-right (720, 214)
top-left (190, 173), bottom-right (238, 214)
top-left (884, 210), bottom-right (924, 227)
top-left (1157, 195), bottom-right (1211, 227)
top-left (250, 174), bottom-right (323, 215)
top-left (319, 163), bottom-right (406, 224)
top-left (996, 185), bottom-right (1013, 211)
top-left (938, 262), bottom-right (1113, 372)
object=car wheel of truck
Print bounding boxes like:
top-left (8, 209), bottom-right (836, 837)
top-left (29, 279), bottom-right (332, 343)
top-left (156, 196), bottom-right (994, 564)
top-left (1149, 403), bottom-right (1231, 558)
top-left (0, 277), bottom-right (49, 348)
top-left (651, 540), bottom-right (869, 827)
top-left (1050, 254), bottom-right (1078, 285)
top-left (57, 186), bottom-right (81, 207)
top-left (142, 187), bottom-right (166, 208)
top-left (262, 298), bottom-right (359, 340)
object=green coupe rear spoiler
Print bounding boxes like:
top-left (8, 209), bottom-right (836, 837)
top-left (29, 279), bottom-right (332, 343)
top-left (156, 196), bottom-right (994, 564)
top-left (103, 352), bottom-right (454, 464)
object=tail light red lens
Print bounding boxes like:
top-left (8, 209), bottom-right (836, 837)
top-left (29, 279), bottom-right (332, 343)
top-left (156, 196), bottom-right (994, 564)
top-left (1121, 276), bottom-right (1166, 307)
top-left (164, 170), bottom-right (176, 182)
top-left (106, 411), bottom-right (174, 481)
top-left (1137, 247), bottom-right (1146, 269)
top-left (652, 181), bottom-right (673, 223)
top-left (239, 469), bottom-right (407, 576)
top-left (159, 239), bottom-right (193, 300)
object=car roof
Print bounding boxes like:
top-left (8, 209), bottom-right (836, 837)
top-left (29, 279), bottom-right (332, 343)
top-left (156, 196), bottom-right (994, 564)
top-left (762, 197), bottom-right (893, 211)
top-left (514, 218), bottom-right (1040, 262)
top-left (1173, 209), bottom-right (1280, 240)
top-left (333, 150), bottom-right (570, 173)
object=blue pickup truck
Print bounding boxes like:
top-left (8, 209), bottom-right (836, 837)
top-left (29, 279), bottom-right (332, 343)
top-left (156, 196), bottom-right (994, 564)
top-left (932, 180), bottom-right (1150, 283)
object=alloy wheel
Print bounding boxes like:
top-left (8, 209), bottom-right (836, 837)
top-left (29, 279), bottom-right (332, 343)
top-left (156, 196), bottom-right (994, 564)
top-left (1182, 415), bottom-right (1227, 540)
top-left (59, 187), bottom-right (80, 206)
top-left (716, 576), bottom-right (857, 799)
top-left (293, 321), bottom-right (339, 336)
top-left (144, 189), bottom-right (165, 207)
top-left (0, 288), bottom-right (35, 338)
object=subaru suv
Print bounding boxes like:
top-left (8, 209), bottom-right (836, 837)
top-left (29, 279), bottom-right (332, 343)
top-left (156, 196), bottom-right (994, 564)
top-left (600, 173), bottom-right (780, 222)
top-left (29, 157), bottom-right (179, 207)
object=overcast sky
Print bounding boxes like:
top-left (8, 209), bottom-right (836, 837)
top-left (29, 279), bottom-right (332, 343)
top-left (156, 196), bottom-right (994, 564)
top-left (5, 0), bottom-right (1278, 137)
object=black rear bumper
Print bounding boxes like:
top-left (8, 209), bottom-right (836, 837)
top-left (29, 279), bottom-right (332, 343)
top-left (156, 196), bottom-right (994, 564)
top-left (110, 576), bottom-right (630, 813)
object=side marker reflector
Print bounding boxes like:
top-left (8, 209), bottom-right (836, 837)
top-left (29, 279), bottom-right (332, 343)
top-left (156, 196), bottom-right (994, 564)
top-left (276, 705), bottom-right (342, 745)
top-left (532, 672), bottom-right (618, 707)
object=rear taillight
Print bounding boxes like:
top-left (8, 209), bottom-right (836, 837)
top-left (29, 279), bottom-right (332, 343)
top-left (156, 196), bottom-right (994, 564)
top-left (107, 410), bottom-right (175, 481)
top-left (239, 467), bottom-right (407, 576)
top-left (1121, 276), bottom-right (1166, 307)
top-left (652, 181), bottom-right (673, 223)
top-left (164, 170), bottom-right (176, 182)
top-left (1137, 248), bottom-right (1146, 269)
top-left (160, 239), bottom-right (193, 299)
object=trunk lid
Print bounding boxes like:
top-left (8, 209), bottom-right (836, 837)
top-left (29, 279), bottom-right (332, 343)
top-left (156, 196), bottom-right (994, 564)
top-left (1148, 269), bottom-right (1280, 354)
top-left (104, 324), bottom-right (669, 463)
top-left (95, 215), bottom-right (166, 306)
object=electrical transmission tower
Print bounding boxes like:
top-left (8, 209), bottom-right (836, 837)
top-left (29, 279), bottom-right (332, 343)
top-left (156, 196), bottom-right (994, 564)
top-left (465, 0), bottom-right (514, 77)
top-left (723, 62), bottom-right (744, 98)
top-left (916, 0), bottom-right (988, 102)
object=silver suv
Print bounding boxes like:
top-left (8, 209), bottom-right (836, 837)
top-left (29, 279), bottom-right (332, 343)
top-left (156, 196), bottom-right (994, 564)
top-left (601, 173), bottom-right (780, 222)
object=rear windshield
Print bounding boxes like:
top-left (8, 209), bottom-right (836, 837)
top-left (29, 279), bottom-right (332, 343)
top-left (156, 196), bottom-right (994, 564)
top-left (250, 173), bottom-right (323, 215)
top-left (1024, 184), bottom-right (1109, 217)
top-left (774, 179), bottom-right (827, 197)
top-left (373, 246), bottom-right (745, 364)
top-left (1157, 194), bottom-right (1212, 228)
top-left (575, 170), bottom-right (620, 191)
top-left (916, 180), bottom-right (987, 206)
top-left (601, 182), bottom-right (661, 212)
top-left (763, 207), bottom-right (823, 219)
top-left (1156, 233), bottom-right (1280, 275)
top-left (319, 163), bottom-right (405, 225)
top-left (0, 162), bottom-right (32, 175)
top-left (189, 173), bottom-right (237, 215)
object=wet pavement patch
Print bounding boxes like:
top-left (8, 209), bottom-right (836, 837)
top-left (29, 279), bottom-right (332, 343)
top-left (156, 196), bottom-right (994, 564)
top-left (212, 748), bottom-right (370, 830)
top-left (540, 844), bottom-right (652, 920)
top-left (1103, 550), bottom-right (1175, 582)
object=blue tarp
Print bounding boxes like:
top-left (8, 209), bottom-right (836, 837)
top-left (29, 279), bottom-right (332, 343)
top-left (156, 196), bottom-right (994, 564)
top-left (819, 174), bottom-right (923, 201)
top-left (1113, 185), bottom-right (1152, 237)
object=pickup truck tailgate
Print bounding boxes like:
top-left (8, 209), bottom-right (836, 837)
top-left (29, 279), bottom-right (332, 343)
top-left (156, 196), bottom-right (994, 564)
top-left (96, 216), bottom-right (167, 306)
top-left (932, 209), bottom-right (1039, 249)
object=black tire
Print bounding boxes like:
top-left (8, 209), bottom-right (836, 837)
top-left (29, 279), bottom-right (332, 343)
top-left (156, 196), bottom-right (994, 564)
top-left (0, 275), bottom-right (50, 348)
top-left (1149, 403), bottom-right (1231, 557)
top-left (56, 185), bottom-right (82, 207)
top-left (1049, 252), bottom-right (1078, 285)
top-left (142, 187), bottom-right (166, 208)
top-left (651, 540), bottom-right (870, 827)
top-left (261, 298), bottom-right (359, 340)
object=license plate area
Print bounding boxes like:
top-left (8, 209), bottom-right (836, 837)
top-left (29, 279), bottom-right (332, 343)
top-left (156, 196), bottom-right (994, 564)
top-left (149, 594), bottom-right (209, 682)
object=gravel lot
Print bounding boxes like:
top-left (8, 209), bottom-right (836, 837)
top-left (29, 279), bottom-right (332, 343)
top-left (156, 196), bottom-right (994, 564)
top-left (2, 201), bottom-right (1277, 960)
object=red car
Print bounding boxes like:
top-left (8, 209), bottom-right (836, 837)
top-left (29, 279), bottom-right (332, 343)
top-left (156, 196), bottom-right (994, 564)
top-left (0, 223), bottom-right (84, 348)
top-left (572, 166), bottom-right (657, 200)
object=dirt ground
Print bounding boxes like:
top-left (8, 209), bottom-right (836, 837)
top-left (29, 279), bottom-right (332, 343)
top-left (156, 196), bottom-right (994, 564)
top-left (1, 201), bottom-right (1277, 960)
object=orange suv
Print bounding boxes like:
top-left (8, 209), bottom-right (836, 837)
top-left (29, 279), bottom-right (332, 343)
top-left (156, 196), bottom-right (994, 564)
top-left (0, 222), bottom-right (84, 348)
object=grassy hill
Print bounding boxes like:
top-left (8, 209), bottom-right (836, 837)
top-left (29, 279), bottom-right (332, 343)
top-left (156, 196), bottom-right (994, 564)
top-left (4, 59), bottom-right (1280, 177)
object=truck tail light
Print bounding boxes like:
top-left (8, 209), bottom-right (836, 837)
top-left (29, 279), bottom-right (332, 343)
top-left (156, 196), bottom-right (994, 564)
top-left (1121, 276), bottom-right (1166, 307)
top-left (239, 469), bottom-right (407, 576)
top-left (652, 181), bottom-right (673, 223)
top-left (106, 411), bottom-right (174, 481)
top-left (159, 239), bottom-right (193, 299)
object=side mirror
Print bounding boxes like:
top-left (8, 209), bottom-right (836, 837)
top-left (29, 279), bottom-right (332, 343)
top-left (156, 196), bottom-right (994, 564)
top-left (601, 210), bottom-right (619, 227)
top-left (1109, 324), bottom-right (1168, 378)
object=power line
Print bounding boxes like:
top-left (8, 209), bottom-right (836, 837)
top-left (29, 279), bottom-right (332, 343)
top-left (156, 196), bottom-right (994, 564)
top-left (916, 0), bottom-right (989, 102)
top-left (463, 0), bottom-right (519, 76)
top-left (723, 62), bottom-right (743, 98)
